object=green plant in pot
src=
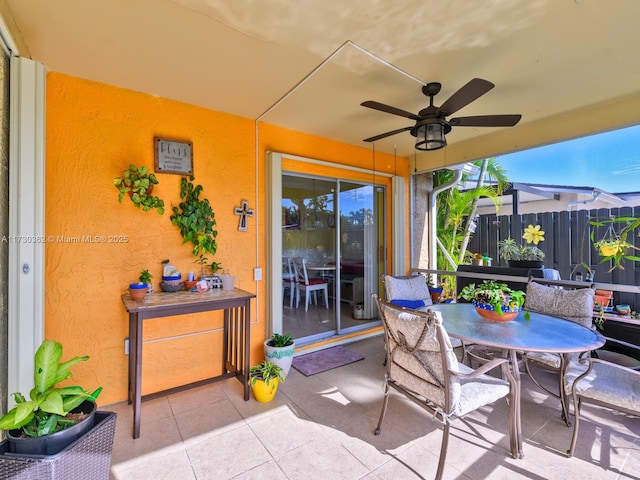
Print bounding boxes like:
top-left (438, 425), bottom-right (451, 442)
top-left (249, 360), bottom-right (286, 403)
top-left (589, 216), bottom-right (640, 271)
top-left (0, 339), bottom-right (102, 455)
top-left (460, 280), bottom-right (526, 322)
top-left (264, 333), bottom-right (295, 377)
top-left (170, 176), bottom-right (219, 282)
top-left (113, 164), bottom-right (165, 214)
top-left (129, 269), bottom-right (151, 301)
top-left (497, 224), bottom-right (545, 267)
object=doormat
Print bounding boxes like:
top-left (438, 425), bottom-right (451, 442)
top-left (292, 346), bottom-right (364, 376)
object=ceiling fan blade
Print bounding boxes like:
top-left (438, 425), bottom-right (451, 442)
top-left (363, 126), bottom-right (413, 143)
top-left (361, 101), bottom-right (421, 121)
top-left (449, 114), bottom-right (522, 127)
top-left (438, 78), bottom-right (495, 116)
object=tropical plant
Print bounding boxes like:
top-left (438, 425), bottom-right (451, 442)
top-left (267, 333), bottom-right (293, 348)
top-left (459, 280), bottom-right (526, 315)
top-left (249, 361), bottom-right (286, 387)
top-left (589, 216), bottom-right (640, 271)
top-left (113, 164), bottom-right (165, 214)
top-left (434, 158), bottom-right (508, 271)
top-left (170, 176), bottom-right (218, 258)
top-left (497, 225), bottom-right (545, 262)
top-left (0, 339), bottom-right (102, 437)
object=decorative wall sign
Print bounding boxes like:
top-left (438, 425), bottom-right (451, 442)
top-left (234, 200), bottom-right (254, 232)
top-left (154, 137), bottom-right (193, 175)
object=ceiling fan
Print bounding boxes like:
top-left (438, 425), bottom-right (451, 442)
top-left (361, 78), bottom-right (522, 151)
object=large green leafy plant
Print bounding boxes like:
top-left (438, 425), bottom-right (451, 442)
top-left (249, 361), bottom-right (286, 387)
top-left (113, 164), bottom-right (165, 214)
top-left (170, 176), bottom-right (218, 260)
top-left (0, 339), bottom-right (101, 437)
top-left (459, 280), bottom-right (526, 316)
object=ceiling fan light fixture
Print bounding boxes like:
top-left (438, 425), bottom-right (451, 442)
top-left (415, 123), bottom-right (447, 151)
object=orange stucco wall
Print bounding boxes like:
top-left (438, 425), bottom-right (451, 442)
top-left (45, 72), bottom-right (406, 406)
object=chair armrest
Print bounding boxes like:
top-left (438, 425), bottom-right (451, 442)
top-left (451, 357), bottom-right (510, 379)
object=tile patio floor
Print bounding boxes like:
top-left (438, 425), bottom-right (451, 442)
top-left (106, 335), bottom-right (640, 480)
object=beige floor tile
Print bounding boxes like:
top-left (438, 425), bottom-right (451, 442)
top-left (105, 334), bottom-right (640, 480)
top-left (175, 397), bottom-right (245, 442)
top-left (247, 405), bottom-right (325, 457)
top-left (186, 424), bottom-right (272, 480)
top-left (110, 448), bottom-right (196, 480)
top-left (167, 382), bottom-right (228, 415)
top-left (275, 435), bottom-right (370, 480)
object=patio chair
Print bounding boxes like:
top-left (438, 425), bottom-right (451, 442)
top-left (282, 256), bottom-right (296, 307)
top-left (564, 336), bottom-right (640, 457)
top-left (382, 274), bottom-right (462, 350)
top-left (292, 257), bottom-right (329, 311)
top-left (522, 277), bottom-right (595, 424)
top-left (373, 295), bottom-right (517, 480)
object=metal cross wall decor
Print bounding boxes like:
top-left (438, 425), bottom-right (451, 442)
top-left (234, 200), bottom-right (254, 232)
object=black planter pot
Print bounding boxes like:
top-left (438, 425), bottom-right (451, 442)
top-left (507, 260), bottom-right (544, 269)
top-left (0, 410), bottom-right (116, 480)
top-left (6, 400), bottom-right (97, 456)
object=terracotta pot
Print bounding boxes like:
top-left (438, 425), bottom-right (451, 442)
top-left (128, 284), bottom-right (148, 301)
top-left (472, 300), bottom-right (519, 322)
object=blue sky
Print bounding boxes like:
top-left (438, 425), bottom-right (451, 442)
top-left (496, 124), bottom-right (640, 193)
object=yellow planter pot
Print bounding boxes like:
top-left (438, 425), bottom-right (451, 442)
top-left (599, 244), bottom-right (620, 257)
top-left (251, 378), bottom-right (280, 402)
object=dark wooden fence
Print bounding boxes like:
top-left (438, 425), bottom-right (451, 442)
top-left (468, 206), bottom-right (640, 310)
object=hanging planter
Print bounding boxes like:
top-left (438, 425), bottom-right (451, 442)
top-left (590, 216), bottom-right (640, 271)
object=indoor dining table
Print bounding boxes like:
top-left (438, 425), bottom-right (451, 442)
top-left (427, 303), bottom-right (605, 459)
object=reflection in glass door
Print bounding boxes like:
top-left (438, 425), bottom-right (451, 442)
top-left (281, 174), bottom-right (384, 345)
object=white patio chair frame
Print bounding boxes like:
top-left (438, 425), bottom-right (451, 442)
top-left (292, 257), bottom-right (329, 312)
top-left (282, 256), bottom-right (296, 308)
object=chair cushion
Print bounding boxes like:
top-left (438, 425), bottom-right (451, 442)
top-left (564, 359), bottom-right (640, 412)
top-left (526, 351), bottom-right (562, 368)
top-left (390, 299), bottom-right (426, 309)
top-left (524, 281), bottom-right (594, 327)
top-left (307, 278), bottom-right (328, 285)
top-left (456, 363), bottom-right (510, 417)
top-left (381, 305), bottom-right (457, 408)
top-left (384, 275), bottom-right (432, 305)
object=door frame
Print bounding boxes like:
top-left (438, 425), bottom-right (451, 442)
top-left (267, 151), bottom-right (396, 340)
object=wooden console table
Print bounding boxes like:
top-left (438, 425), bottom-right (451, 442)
top-left (121, 288), bottom-right (255, 439)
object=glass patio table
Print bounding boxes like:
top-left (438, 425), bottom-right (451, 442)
top-left (428, 303), bottom-right (605, 459)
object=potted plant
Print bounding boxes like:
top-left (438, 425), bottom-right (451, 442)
top-left (426, 275), bottom-right (444, 303)
top-left (590, 216), bottom-right (640, 271)
top-left (264, 333), bottom-right (295, 377)
top-left (249, 361), bottom-right (286, 403)
top-left (0, 339), bottom-right (103, 455)
top-left (128, 270), bottom-right (150, 301)
top-left (459, 280), bottom-right (526, 322)
top-left (497, 224), bottom-right (545, 268)
top-left (113, 164), bottom-right (165, 214)
top-left (139, 268), bottom-right (153, 293)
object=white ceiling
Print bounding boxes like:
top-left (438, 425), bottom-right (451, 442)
top-left (2, 0), bottom-right (640, 159)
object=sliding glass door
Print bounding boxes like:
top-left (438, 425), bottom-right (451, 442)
top-left (282, 174), bottom-right (385, 345)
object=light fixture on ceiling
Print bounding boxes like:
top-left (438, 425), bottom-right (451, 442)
top-left (413, 119), bottom-right (451, 151)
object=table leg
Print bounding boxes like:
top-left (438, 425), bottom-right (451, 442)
top-left (243, 300), bottom-right (250, 401)
top-left (132, 313), bottom-right (143, 439)
top-left (509, 349), bottom-right (523, 459)
top-left (127, 312), bottom-right (135, 405)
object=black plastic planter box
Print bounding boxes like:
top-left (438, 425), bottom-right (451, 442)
top-left (0, 411), bottom-right (116, 480)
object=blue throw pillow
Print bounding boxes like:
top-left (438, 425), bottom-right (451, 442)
top-left (390, 299), bottom-right (426, 309)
